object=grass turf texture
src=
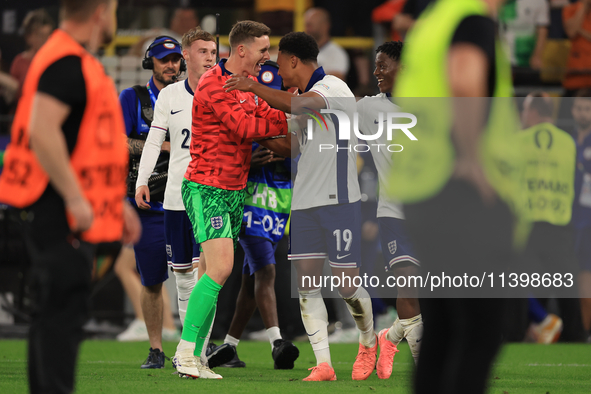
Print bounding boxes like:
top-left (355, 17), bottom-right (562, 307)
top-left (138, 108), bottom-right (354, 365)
top-left (1, 340), bottom-right (590, 393)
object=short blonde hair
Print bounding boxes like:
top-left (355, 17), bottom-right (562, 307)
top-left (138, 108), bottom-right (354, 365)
top-left (181, 26), bottom-right (215, 49)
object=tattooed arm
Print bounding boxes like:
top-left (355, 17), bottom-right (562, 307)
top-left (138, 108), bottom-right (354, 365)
top-left (127, 138), bottom-right (145, 155)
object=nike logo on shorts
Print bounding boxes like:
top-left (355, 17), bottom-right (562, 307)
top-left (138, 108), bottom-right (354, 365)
top-left (240, 99), bottom-right (246, 103)
top-left (336, 253), bottom-right (351, 260)
top-left (171, 109), bottom-right (183, 115)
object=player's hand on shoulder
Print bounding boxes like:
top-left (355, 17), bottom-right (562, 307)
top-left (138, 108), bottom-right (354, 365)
top-left (65, 195), bottom-right (93, 232)
top-left (224, 75), bottom-right (255, 93)
top-left (251, 145), bottom-right (274, 169)
top-left (135, 185), bottom-right (151, 210)
top-left (122, 200), bottom-right (142, 245)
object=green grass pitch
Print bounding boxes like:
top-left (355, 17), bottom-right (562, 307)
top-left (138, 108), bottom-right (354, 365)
top-left (1, 340), bottom-right (590, 393)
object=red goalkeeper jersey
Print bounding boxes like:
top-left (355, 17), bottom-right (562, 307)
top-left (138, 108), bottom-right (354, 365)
top-left (184, 59), bottom-right (288, 190)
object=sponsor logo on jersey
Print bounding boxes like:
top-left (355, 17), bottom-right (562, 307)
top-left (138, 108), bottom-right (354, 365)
top-left (211, 216), bottom-right (223, 230)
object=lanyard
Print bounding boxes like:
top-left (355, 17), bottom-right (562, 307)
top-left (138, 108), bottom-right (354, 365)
top-left (146, 80), bottom-right (157, 107)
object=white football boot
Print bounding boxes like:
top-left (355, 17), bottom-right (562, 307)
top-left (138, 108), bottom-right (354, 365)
top-left (173, 349), bottom-right (200, 379)
top-left (197, 362), bottom-right (223, 379)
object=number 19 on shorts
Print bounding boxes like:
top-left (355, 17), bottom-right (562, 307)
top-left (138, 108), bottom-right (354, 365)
top-left (333, 229), bottom-right (352, 252)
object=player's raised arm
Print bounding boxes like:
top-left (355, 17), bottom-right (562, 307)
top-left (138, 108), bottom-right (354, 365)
top-left (224, 76), bottom-right (326, 114)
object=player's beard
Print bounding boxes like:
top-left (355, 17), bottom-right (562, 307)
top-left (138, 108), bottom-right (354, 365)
top-left (154, 68), bottom-right (177, 87)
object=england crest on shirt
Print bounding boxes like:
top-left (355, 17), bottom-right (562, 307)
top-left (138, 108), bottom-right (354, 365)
top-left (211, 216), bottom-right (223, 230)
top-left (388, 240), bottom-right (397, 255)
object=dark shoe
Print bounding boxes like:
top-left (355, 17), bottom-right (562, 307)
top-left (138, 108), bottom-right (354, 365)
top-left (206, 342), bottom-right (217, 356)
top-left (220, 348), bottom-right (246, 368)
top-left (272, 339), bottom-right (299, 369)
top-left (141, 348), bottom-right (166, 369)
top-left (207, 343), bottom-right (236, 368)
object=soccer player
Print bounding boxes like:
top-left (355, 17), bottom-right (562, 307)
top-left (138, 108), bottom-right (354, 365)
top-left (225, 31), bottom-right (376, 382)
top-left (134, 27), bottom-right (233, 378)
top-left (0, 0), bottom-right (141, 392)
top-left (180, 20), bottom-right (289, 379)
top-left (356, 41), bottom-right (423, 378)
top-left (119, 35), bottom-right (183, 368)
top-left (220, 61), bottom-right (299, 369)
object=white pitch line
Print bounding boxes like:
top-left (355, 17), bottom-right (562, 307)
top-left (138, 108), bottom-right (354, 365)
top-left (525, 363), bottom-right (591, 367)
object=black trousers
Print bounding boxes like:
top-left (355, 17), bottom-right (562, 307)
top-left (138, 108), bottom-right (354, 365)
top-left (25, 235), bottom-right (94, 394)
top-left (520, 223), bottom-right (586, 341)
top-left (404, 180), bottom-right (514, 394)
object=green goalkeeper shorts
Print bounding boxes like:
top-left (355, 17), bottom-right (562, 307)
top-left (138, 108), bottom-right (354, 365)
top-left (182, 179), bottom-right (246, 247)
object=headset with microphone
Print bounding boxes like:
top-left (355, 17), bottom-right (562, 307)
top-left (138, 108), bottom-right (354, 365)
top-left (142, 36), bottom-right (187, 78)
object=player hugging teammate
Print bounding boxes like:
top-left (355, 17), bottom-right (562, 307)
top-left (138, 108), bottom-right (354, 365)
top-left (225, 32), bottom-right (421, 381)
top-left (132, 18), bottom-right (419, 382)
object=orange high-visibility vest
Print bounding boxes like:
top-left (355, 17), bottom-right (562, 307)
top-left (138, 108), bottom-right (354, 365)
top-left (0, 29), bottom-right (128, 243)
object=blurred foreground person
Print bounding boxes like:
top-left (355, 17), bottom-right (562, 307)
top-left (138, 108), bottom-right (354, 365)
top-left (391, 0), bottom-right (521, 392)
top-left (0, 0), bottom-right (141, 392)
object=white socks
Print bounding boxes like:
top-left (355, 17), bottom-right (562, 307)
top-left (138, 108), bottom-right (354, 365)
top-left (174, 270), bottom-right (196, 324)
top-left (224, 334), bottom-right (240, 347)
top-left (224, 328), bottom-right (280, 351)
top-left (341, 286), bottom-right (376, 348)
top-left (386, 318), bottom-right (405, 345)
top-left (176, 339), bottom-right (194, 354)
top-left (299, 288), bottom-right (331, 367)
top-left (267, 326), bottom-right (282, 349)
top-left (387, 314), bottom-right (423, 364)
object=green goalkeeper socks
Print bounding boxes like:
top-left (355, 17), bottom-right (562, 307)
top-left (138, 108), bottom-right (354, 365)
top-left (181, 273), bottom-right (222, 356)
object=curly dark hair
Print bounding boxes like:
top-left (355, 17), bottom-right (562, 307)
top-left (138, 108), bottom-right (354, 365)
top-left (278, 32), bottom-right (319, 64)
top-left (376, 41), bottom-right (403, 62)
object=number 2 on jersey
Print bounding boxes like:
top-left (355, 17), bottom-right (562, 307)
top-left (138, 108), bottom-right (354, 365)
top-left (181, 129), bottom-right (190, 149)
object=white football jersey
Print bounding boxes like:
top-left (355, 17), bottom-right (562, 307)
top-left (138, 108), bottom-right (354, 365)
top-left (137, 79), bottom-right (194, 210)
top-left (356, 93), bottom-right (404, 219)
top-left (292, 74), bottom-right (361, 210)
